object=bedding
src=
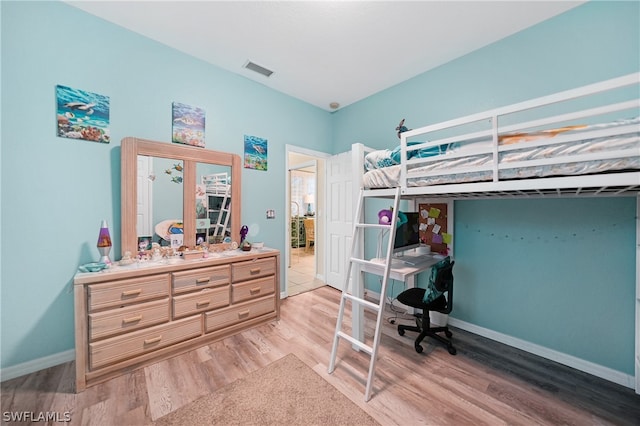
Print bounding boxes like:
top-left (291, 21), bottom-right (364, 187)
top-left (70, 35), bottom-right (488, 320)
top-left (364, 142), bottom-right (452, 171)
top-left (363, 117), bottom-right (640, 189)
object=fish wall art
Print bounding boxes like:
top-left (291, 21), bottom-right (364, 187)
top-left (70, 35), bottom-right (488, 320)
top-left (244, 135), bottom-right (268, 171)
top-left (172, 102), bottom-right (205, 148)
top-left (56, 85), bottom-right (110, 143)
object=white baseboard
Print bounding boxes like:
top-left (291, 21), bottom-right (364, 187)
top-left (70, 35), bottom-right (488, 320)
top-left (1, 349), bottom-right (75, 382)
top-left (367, 289), bottom-right (634, 389)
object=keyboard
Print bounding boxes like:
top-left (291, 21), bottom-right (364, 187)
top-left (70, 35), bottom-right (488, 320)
top-left (371, 257), bottom-right (402, 266)
top-left (399, 254), bottom-right (436, 266)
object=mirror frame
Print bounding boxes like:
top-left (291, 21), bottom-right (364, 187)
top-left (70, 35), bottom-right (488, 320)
top-left (121, 137), bottom-right (241, 257)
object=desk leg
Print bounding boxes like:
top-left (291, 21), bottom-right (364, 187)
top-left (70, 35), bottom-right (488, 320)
top-left (405, 275), bottom-right (416, 315)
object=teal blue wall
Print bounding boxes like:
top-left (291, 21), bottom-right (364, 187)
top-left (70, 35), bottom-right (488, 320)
top-left (0, 1), bottom-right (330, 369)
top-left (454, 197), bottom-right (635, 371)
top-left (333, 1), bottom-right (639, 375)
top-left (1, 0), bottom-right (638, 379)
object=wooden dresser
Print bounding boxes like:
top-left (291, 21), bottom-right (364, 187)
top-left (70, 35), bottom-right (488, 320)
top-left (73, 248), bottom-right (280, 391)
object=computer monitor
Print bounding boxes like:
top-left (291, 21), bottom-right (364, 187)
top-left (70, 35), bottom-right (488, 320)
top-left (393, 212), bottom-right (420, 253)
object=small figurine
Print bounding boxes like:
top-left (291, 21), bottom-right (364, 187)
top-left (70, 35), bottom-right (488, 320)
top-left (240, 225), bottom-right (249, 243)
top-left (119, 251), bottom-right (134, 265)
top-left (151, 247), bottom-right (162, 262)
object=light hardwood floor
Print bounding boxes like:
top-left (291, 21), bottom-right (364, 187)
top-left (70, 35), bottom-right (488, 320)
top-left (2, 286), bottom-right (639, 425)
top-left (288, 246), bottom-right (324, 296)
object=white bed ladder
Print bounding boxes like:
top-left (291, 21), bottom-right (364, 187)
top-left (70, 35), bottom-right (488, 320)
top-left (203, 173), bottom-right (231, 238)
top-left (328, 186), bottom-right (401, 401)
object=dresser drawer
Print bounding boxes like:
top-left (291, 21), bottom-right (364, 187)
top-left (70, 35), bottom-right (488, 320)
top-left (232, 276), bottom-right (275, 303)
top-left (89, 299), bottom-right (170, 341)
top-left (88, 274), bottom-right (170, 312)
top-left (89, 316), bottom-right (201, 370)
top-left (204, 296), bottom-right (275, 333)
top-left (172, 286), bottom-right (230, 319)
top-left (173, 265), bottom-right (231, 294)
top-left (232, 258), bottom-right (276, 282)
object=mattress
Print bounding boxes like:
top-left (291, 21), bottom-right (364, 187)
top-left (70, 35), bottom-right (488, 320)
top-left (363, 117), bottom-right (640, 189)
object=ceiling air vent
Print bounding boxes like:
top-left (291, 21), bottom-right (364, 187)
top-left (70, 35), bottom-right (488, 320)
top-left (244, 61), bottom-right (274, 78)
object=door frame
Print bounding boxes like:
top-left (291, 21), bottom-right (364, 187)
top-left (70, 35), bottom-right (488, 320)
top-left (284, 144), bottom-right (331, 299)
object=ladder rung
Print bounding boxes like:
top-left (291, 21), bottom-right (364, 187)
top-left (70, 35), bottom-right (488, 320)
top-left (342, 293), bottom-right (381, 311)
top-left (337, 331), bottom-right (373, 355)
top-left (350, 257), bottom-right (395, 271)
top-left (355, 223), bottom-right (392, 229)
top-left (362, 188), bottom-right (399, 198)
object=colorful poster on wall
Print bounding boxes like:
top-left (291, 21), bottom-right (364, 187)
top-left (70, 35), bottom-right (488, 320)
top-left (418, 202), bottom-right (450, 255)
top-left (56, 85), bottom-right (110, 143)
top-left (244, 135), bottom-right (268, 171)
top-left (172, 102), bottom-right (205, 148)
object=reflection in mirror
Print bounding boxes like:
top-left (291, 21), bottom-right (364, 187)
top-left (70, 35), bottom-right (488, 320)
top-left (196, 162), bottom-right (232, 245)
top-left (137, 155), bottom-right (184, 249)
top-left (122, 137), bottom-right (241, 258)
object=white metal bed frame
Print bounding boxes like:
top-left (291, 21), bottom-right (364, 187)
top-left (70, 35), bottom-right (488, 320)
top-left (392, 72), bottom-right (639, 198)
top-left (349, 72), bottom-right (640, 395)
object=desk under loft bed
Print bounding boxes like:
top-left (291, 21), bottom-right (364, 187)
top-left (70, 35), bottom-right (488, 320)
top-left (347, 73), bottom-right (640, 396)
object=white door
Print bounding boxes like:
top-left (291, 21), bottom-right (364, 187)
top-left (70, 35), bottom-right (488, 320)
top-left (325, 151), bottom-right (354, 292)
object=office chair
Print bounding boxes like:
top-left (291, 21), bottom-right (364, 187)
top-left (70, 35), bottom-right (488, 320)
top-left (397, 259), bottom-right (456, 355)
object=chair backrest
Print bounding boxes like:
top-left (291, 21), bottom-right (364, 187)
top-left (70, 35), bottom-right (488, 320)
top-left (436, 260), bottom-right (454, 314)
top-left (423, 259), bottom-right (454, 314)
top-left (303, 219), bottom-right (315, 239)
top-left (434, 260), bottom-right (454, 293)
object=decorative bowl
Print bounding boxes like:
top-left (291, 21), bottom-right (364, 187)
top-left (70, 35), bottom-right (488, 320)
top-left (79, 262), bottom-right (108, 273)
top-left (252, 242), bottom-right (264, 249)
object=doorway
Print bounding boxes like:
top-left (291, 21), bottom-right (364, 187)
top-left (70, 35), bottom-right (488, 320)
top-left (288, 162), bottom-right (320, 296)
top-left (285, 146), bottom-right (330, 297)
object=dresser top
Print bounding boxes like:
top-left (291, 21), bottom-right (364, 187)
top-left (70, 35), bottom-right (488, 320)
top-left (74, 247), bottom-right (279, 285)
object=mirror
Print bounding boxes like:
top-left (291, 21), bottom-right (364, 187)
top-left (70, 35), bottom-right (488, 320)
top-left (137, 155), bottom-right (184, 249)
top-left (121, 137), bottom-right (241, 258)
top-left (196, 162), bottom-right (232, 245)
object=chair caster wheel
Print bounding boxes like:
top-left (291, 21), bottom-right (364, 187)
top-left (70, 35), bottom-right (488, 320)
top-left (398, 328), bottom-right (405, 336)
top-left (415, 344), bottom-right (423, 353)
top-left (445, 330), bottom-right (452, 338)
top-left (448, 346), bottom-right (457, 355)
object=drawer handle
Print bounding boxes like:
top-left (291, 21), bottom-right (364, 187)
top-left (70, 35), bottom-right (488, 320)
top-left (249, 268), bottom-right (261, 275)
top-left (122, 289), bottom-right (142, 297)
top-left (144, 336), bottom-right (162, 345)
top-left (196, 300), bottom-right (210, 307)
top-left (122, 315), bottom-right (142, 324)
top-left (249, 287), bottom-right (261, 295)
top-left (238, 309), bottom-right (250, 318)
top-left (196, 278), bottom-right (210, 284)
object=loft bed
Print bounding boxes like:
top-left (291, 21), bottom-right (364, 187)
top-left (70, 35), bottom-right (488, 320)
top-left (348, 72), bottom-right (640, 395)
top-left (356, 73), bottom-right (639, 199)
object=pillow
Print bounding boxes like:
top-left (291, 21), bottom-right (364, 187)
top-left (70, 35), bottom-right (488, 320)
top-left (364, 149), bottom-right (398, 171)
top-left (422, 256), bottom-right (452, 304)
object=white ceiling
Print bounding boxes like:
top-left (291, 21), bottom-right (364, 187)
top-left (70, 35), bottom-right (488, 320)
top-left (65, 1), bottom-right (584, 111)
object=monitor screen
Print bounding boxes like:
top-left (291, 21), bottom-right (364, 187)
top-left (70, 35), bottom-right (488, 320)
top-left (393, 212), bottom-right (420, 253)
